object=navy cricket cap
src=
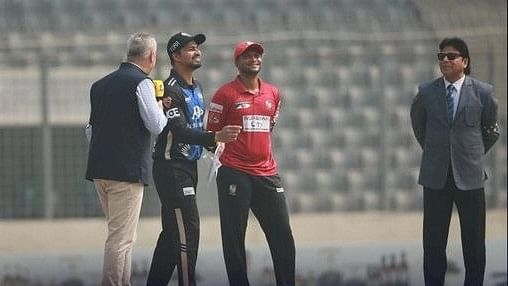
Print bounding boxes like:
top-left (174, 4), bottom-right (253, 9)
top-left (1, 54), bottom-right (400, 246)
top-left (167, 32), bottom-right (206, 56)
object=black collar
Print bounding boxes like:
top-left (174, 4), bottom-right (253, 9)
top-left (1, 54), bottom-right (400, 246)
top-left (170, 69), bottom-right (196, 89)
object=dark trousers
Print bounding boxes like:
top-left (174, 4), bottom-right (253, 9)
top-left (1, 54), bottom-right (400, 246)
top-left (423, 168), bottom-right (486, 286)
top-left (147, 160), bottom-right (200, 286)
top-left (217, 166), bottom-right (295, 286)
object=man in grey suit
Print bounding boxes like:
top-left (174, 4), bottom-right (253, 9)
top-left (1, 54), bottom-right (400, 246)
top-left (410, 37), bottom-right (499, 286)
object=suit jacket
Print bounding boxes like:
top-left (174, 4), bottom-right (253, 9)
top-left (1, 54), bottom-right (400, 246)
top-left (410, 76), bottom-right (499, 190)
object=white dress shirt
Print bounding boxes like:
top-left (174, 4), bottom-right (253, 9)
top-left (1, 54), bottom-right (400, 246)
top-left (443, 75), bottom-right (466, 119)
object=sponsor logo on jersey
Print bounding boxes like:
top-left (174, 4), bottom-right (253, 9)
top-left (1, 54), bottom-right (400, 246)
top-left (209, 102), bottom-right (223, 114)
top-left (166, 107), bottom-right (180, 119)
top-left (243, 115), bottom-right (270, 132)
top-left (265, 100), bottom-right (274, 111)
top-left (234, 102), bottom-right (251, 110)
top-left (191, 106), bottom-right (204, 121)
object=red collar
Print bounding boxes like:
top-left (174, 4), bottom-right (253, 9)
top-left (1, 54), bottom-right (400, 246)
top-left (233, 76), bottom-right (268, 95)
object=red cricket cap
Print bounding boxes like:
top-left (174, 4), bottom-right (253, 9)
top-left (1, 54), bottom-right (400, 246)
top-left (234, 41), bottom-right (264, 60)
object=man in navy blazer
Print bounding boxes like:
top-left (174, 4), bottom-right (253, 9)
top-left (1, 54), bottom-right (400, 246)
top-left (411, 37), bottom-right (499, 286)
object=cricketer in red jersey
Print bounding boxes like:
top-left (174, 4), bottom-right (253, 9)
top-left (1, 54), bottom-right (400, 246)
top-left (206, 41), bottom-right (295, 286)
top-left (206, 73), bottom-right (281, 176)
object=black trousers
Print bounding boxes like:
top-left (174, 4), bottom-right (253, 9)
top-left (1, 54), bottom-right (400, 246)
top-left (217, 166), bottom-right (295, 286)
top-left (147, 160), bottom-right (200, 286)
top-left (423, 168), bottom-right (486, 286)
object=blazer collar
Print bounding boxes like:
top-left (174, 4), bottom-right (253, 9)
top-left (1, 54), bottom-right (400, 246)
top-left (431, 78), bottom-right (449, 124)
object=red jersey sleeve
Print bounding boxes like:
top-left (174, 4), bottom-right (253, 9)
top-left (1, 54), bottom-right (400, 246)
top-left (271, 89), bottom-right (281, 131)
top-left (206, 87), bottom-right (228, 132)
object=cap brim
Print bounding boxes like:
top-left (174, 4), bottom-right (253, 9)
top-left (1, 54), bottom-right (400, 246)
top-left (235, 43), bottom-right (264, 60)
top-left (246, 43), bottom-right (263, 54)
top-left (170, 33), bottom-right (206, 55)
top-left (191, 34), bottom-right (206, 45)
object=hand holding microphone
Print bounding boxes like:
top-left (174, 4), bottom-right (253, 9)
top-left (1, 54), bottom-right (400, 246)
top-left (153, 79), bottom-right (164, 100)
top-left (153, 79), bottom-right (172, 109)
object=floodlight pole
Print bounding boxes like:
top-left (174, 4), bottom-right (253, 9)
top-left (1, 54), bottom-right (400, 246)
top-left (40, 55), bottom-right (55, 219)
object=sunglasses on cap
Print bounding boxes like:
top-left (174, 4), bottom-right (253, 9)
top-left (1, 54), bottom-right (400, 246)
top-left (437, 52), bottom-right (463, 61)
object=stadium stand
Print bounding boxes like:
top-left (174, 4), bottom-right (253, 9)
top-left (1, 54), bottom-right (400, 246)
top-left (0, 0), bottom-right (505, 218)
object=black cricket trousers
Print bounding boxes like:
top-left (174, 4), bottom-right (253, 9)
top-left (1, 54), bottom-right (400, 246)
top-left (147, 160), bottom-right (200, 286)
top-left (217, 166), bottom-right (295, 286)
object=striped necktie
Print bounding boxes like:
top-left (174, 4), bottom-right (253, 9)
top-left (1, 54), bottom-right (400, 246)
top-left (446, 85), bottom-right (455, 123)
